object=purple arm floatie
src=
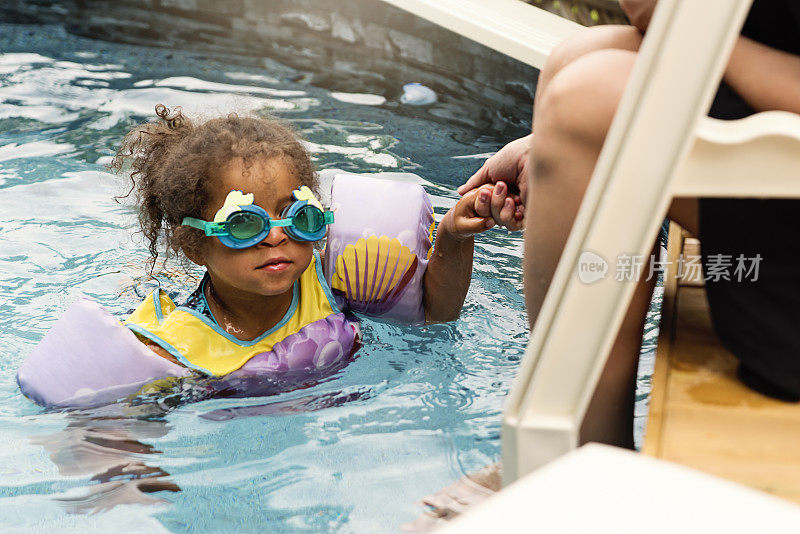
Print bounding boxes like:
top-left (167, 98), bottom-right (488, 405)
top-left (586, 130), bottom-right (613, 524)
top-left (16, 298), bottom-right (191, 408)
top-left (324, 174), bottom-right (434, 325)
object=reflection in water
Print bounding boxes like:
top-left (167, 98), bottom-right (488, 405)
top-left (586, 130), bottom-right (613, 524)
top-left (31, 376), bottom-right (372, 515)
top-left (31, 413), bottom-right (179, 514)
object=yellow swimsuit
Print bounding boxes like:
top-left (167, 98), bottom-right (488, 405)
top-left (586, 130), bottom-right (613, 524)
top-left (124, 251), bottom-right (358, 376)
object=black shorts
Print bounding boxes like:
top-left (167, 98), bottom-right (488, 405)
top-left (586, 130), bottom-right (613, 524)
top-left (699, 82), bottom-right (800, 400)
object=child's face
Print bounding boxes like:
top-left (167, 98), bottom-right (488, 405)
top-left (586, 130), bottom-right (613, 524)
top-left (198, 157), bottom-right (314, 300)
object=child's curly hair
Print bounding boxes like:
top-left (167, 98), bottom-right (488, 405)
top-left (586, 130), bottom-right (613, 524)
top-left (112, 104), bottom-right (317, 271)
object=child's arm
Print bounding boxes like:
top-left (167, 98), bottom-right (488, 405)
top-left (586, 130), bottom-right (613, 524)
top-left (423, 185), bottom-right (498, 323)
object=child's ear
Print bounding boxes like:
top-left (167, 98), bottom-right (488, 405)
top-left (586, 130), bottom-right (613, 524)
top-left (182, 244), bottom-right (205, 267)
top-left (177, 226), bottom-right (206, 266)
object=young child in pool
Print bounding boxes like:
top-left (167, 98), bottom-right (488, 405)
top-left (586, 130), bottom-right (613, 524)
top-left (113, 105), bottom-right (497, 374)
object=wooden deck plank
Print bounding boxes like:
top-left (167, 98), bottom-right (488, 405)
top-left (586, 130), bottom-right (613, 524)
top-left (644, 233), bottom-right (800, 504)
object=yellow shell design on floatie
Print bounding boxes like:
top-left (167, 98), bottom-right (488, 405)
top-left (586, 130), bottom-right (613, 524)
top-left (427, 214), bottom-right (435, 260)
top-left (330, 235), bottom-right (418, 303)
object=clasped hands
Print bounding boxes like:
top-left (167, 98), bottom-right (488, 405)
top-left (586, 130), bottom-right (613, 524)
top-left (455, 134), bottom-right (530, 232)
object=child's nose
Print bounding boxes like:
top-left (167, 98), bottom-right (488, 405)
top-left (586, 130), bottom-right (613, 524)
top-left (260, 225), bottom-right (288, 246)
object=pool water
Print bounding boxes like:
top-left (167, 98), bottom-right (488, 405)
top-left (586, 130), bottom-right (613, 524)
top-left (0, 22), bottom-right (658, 532)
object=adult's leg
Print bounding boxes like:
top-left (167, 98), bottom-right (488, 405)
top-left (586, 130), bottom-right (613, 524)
top-left (534, 24), bottom-right (699, 236)
top-left (534, 25), bottom-right (643, 111)
top-left (526, 48), bottom-right (639, 325)
top-left (524, 48), bottom-right (698, 447)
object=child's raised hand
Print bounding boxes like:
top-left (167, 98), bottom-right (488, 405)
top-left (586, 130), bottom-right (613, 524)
top-left (439, 184), bottom-right (499, 241)
top-left (425, 185), bottom-right (496, 322)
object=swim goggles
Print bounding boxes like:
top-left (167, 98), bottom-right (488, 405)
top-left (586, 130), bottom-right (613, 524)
top-left (182, 187), bottom-right (334, 249)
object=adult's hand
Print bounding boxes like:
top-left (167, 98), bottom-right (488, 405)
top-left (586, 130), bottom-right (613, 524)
top-left (456, 134), bottom-right (530, 231)
top-left (620, 0), bottom-right (658, 34)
